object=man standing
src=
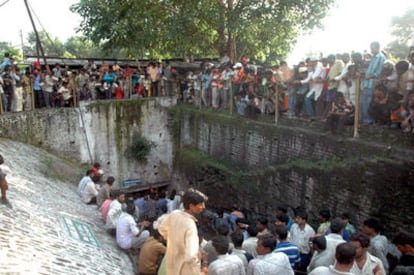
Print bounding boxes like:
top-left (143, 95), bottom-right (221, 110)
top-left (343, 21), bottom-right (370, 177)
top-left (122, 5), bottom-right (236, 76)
top-left (300, 57), bottom-right (326, 119)
top-left (324, 218), bottom-right (346, 266)
top-left (158, 188), bottom-right (208, 275)
top-left (248, 233), bottom-right (294, 275)
top-left (242, 225), bottom-right (259, 259)
top-left (362, 218), bottom-right (396, 273)
top-left (289, 210), bottom-right (315, 271)
top-left (362, 41), bottom-right (385, 124)
top-left (208, 235), bottom-right (246, 275)
top-left (349, 232), bottom-right (385, 275)
top-left (309, 243), bottom-right (357, 275)
top-left (274, 225), bottom-right (301, 269)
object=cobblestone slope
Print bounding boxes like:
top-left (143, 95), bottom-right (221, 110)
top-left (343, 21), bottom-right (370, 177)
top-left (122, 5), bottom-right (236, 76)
top-left (0, 138), bottom-right (134, 275)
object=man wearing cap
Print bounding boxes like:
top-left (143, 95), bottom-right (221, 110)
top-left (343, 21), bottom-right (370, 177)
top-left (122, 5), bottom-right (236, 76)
top-left (232, 62), bottom-right (246, 97)
top-left (300, 57), bottom-right (326, 119)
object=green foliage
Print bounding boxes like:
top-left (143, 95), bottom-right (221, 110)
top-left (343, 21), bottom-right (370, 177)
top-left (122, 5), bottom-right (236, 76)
top-left (124, 132), bottom-right (155, 163)
top-left (0, 46), bottom-right (23, 63)
top-left (71, 0), bottom-right (335, 63)
top-left (387, 8), bottom-right (414, 59)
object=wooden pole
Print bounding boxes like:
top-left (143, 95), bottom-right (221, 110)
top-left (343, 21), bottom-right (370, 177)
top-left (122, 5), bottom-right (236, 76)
top-left (353, 76), bottom-right (361, 138)
top-left (275, 84), bottom-right (279, 125)
top-left (0, 92), bottom-right (3, 114)
top-left (229, 82), bottom-right (233, 115)
top-left (24, 0), bottom-right (48, 69)
top-left (30, 75), bottom-right (35, 111)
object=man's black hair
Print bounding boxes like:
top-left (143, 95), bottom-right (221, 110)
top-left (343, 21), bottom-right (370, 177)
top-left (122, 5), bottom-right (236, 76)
top-left (330, 217), bottom-right (345, 234)
top-left (274, 225), bottom-right (288, 241)
top-left (182, 188), bottom-right (208, 210)
top-left (363, 218), bottom-right (383, 233)
top-left (335, 243), bottom-right (356, 265)
top-left (211, 235), bottom-right (229, 255)
top-left (350, 232), bottom-right (370, 248)
top-left (276, 213), bottom-right (289, 225)
top-left (231, 230), bottom-right (244, 247)
top-left (258, 233), bottom-right (277, 251)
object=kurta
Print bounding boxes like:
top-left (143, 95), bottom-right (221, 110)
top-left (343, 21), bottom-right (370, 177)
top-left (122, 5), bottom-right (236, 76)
top-left (158, 210), bottom-right (201, 275)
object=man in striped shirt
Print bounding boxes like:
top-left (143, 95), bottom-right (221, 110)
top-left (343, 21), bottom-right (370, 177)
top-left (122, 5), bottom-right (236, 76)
top-left (274, 225), bottom-right (301, 270)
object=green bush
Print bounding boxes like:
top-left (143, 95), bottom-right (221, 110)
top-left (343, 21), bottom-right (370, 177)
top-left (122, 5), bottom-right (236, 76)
top-left (124, 132), bottom-right (155, 163)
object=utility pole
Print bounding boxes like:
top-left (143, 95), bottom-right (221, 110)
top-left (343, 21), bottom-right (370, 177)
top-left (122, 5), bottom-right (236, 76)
top-left (23, 0), bottom-right (48, 69)
top-left (19, 29), bottom-right (24, 53)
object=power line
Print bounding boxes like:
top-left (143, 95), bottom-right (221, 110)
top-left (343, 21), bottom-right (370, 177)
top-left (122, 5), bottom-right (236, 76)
top-left (0, 0), bottom-right (11, 8)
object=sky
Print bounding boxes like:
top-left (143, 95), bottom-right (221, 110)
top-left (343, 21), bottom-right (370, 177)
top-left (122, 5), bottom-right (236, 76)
top-left (0, 0), bottom-right (413, 63)
top-left (0, 0), bottom-right (81, 47)
top-left (287, 0), bottom-right (414, 64)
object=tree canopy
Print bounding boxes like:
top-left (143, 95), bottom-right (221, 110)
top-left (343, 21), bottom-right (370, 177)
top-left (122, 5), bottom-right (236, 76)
top-left (71, 0), bottom-right (335, 64)
top-left (386, 8), bottom-right (414, 59)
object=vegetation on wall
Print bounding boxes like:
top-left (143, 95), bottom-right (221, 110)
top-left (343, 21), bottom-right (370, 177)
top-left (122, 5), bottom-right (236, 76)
top-left (124, 132), bottom-right (155, 163)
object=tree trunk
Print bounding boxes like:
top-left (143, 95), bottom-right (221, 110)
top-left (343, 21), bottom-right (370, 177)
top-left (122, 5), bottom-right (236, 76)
top-left (227, 33), bottom-right (237, 63)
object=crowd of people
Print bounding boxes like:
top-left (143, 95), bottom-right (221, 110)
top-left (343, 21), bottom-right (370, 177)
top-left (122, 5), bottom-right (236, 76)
top-left (178, 43), bottom-right (414, 138)
top-left (0, 56), bottom-right (178, 113)
top-left (76, 173), bottom-right (413, 275)
top-left (1, 42), bottom-right (414, 138)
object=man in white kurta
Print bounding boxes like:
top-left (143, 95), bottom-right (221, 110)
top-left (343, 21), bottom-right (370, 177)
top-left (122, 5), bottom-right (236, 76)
top-left (158, 188), bottom-right (207, 275)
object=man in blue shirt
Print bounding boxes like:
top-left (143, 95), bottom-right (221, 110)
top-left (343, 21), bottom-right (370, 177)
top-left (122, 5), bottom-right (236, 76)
top-left (275, 225), bottom-right (301, 270)
top-left (362, 41), bottom-right (385, 124)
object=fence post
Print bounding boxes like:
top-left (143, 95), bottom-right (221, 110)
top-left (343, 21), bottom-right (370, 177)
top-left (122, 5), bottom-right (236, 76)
top-left (275, 85), bottom-right (279, 125)
top-left (353, 76), bottom-right (361, 138)
top-left (229, 82), bottom-right (233, 116)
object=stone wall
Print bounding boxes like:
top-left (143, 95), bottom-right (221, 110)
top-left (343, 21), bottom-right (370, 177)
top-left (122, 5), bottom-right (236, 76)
top-left (172, 107), bottom-right (414, 233)
top-left (0, 97), bottom-right (176, 188)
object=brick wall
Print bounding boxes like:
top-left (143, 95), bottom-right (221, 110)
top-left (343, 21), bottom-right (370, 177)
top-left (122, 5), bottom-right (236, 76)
top-left (173, 107), bottom-right (414, 234)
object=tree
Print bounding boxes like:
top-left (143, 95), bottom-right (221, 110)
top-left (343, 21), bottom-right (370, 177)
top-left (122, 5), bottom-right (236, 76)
top-left (0, 46), bottom-right (23, 64)
top-left (386, 8), bottom-right (414, 59)
top-left (71, 0), bottom-right (335, 63)
top-left (23, 31), bottom-right (65, 57)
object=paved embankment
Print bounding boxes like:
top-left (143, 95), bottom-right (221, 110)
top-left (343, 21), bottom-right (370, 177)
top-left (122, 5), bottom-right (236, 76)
top-left (0, 138), bottom-right (134, 275)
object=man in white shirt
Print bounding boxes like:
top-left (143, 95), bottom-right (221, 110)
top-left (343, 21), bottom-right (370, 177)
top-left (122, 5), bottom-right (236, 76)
top-left (242, 225), bottom-right (259, 258)
top-left (309, 243), bottom-right (356, 275)
top-left (248, 233), bottom-right (294, 275)
top-left (325, 218), bottom-right (347, 266)
top-left (350, 232), bottom-right (385, 275)
top-left (300, 57), bottom-right (326, 118)
top-left (289, 210), bottom-right (315, 272)
top-left (106, 192), bottom-right (125, 235)
top-left (308, 234), bottom-right (331, 272)
top-left (116, 202), bottom-right (150, 251)
top-left (208, 235), bottom-right (246, 275)
top-left (77, 169), bottom-right (94, 197)
top-left (362, 218), bottom-right (393, 273)
top-left (81, 174), bottom-right (98, 204)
